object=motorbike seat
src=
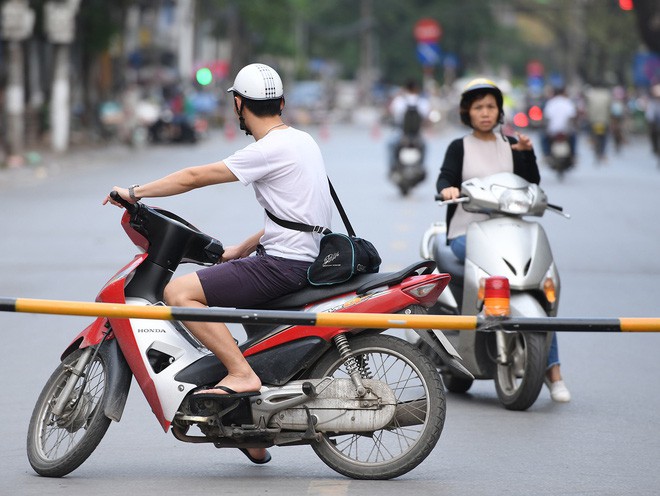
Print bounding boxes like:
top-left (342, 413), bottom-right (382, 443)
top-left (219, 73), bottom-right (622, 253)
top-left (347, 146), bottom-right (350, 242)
top-left (256, 260), bottom-right (436, 310)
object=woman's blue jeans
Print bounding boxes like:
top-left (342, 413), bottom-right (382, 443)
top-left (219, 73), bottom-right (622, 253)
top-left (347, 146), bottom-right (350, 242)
top-left (449, 235), bottom-right (560, 370)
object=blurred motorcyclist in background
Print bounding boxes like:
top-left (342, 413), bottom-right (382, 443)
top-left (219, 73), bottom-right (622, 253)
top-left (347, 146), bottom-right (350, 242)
top-left (541, 86), bottom-right (577, 157)
top-left (609, 86), bottom-right (627, 154)
top-left (646, 83), bottom-right (660, 164)
top-left (542, 86), bottom-right (578, 164)
top-left (437, 78), bottom-right (571, 402)
top-left (387, 79), bottom-right (430, 173)
top-left (584, 84), bottom-right (612, 163)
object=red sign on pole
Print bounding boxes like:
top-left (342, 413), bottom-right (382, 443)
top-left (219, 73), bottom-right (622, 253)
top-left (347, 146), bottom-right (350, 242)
top-left (414, 18), bottom-right (442, 43)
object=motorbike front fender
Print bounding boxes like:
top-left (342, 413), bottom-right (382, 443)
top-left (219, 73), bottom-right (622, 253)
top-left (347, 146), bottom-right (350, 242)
top-left (96, 339), bottom-right (133, 422)
top-left (509, 292), bottom-right (547, 318)
top-left (62, 323), bottom-right (133, 423)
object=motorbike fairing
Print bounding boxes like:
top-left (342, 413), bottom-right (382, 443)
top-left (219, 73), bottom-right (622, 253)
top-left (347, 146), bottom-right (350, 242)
top-left (463, 217), bottom-right (554, 314)
top-left (175, 336), bottom-right (331, 386)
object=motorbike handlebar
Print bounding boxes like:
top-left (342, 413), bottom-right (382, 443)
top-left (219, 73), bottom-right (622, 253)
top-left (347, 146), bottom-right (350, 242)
top-left (434, 195), bottom-right (469, 206)
top-left (547, 203), bottom-right (571, 219)
top-left (110, 190), bottom-right (138, 214)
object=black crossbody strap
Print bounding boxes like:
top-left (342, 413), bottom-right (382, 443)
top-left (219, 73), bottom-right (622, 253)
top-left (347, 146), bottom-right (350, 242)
top-left (327, 180), bottom-right (356, 237)
top-left (265, 209), bottom-right (331, 235)
top-left (265, 178), bottom-right (356, 237)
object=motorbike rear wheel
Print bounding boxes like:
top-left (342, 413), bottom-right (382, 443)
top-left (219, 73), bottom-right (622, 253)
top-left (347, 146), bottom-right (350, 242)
top-left (27, 348), bottom-right (112, 477)
top-left (307, 334), bottom-right (446, 480)
top-left (493, 331), bottom-right (547, 411)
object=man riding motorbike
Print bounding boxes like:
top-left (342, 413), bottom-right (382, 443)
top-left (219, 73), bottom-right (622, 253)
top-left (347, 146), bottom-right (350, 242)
top-left (104, 63), bottom-right (334, 463)
top-left (436, 78), bottom-right (571, 402)
top-left (542, 85), bottom-right (578, 166)
top-left (388, 79), bottom-right (430, 177)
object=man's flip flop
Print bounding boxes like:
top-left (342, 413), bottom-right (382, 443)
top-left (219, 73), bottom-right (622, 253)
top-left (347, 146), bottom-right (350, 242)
top-left (193, 385), bottom-right (260, 400)
top-left (239, 448), bottom-right (272, 465)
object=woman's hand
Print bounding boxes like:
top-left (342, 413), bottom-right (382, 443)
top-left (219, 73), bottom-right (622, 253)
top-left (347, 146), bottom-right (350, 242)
top-left (440, 186), bottom-right (461, 201)
top-left (511, 132), bottom-right (534, 152)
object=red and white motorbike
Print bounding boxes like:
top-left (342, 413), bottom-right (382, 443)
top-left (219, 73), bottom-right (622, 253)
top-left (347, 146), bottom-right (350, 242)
top-left (27, 192), bottom-right (463, 480)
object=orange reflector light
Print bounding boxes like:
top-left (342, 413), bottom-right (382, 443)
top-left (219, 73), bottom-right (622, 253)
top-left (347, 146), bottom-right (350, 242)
top-left (483, 276), bottom-right (510, 317)
top-left (543, 277), bottom-right (557, 304)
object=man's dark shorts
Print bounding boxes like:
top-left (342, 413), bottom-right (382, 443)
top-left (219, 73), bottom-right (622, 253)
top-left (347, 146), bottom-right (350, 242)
top-left (197, 247), bottom-right (311, 308)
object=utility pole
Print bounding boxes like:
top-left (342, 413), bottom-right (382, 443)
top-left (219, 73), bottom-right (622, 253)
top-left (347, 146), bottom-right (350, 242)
top-left (44, 0), bottom-right (81, 153)
top-left (1, 0), bottom-right (35, 166)
top-left (176, 0), bottom-right (195, 89)
top-left (358, 0), bottom-right (375, 106)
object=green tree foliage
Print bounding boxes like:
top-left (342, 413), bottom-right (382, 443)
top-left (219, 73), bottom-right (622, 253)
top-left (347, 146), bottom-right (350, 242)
top-left (199, 0), bottom-right (643, 87)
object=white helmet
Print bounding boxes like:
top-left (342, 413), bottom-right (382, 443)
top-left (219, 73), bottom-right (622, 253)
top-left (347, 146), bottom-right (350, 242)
top-left (227, 63), bottom-right (284, 100)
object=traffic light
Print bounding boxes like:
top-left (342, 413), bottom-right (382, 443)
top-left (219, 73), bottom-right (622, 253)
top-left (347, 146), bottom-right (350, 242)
top-left (619, 0), bottom-right (633, 10)
top-left (195, 67), bottom-right (213, 86)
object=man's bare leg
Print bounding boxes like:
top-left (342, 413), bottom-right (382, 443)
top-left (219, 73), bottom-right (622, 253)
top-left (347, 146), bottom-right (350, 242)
top-left (164, 274), bottom-right (266, 461)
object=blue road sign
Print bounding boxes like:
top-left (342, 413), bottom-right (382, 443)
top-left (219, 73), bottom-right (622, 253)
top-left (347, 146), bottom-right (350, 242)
top-left (417, 42), bottom-right (441, 66)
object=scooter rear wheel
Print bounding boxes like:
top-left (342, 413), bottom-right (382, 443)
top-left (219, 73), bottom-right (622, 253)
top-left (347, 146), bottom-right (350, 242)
top-left (307, 334), bottom-right (446, 480)
top-left (27, 348), bottom-right (112, 477)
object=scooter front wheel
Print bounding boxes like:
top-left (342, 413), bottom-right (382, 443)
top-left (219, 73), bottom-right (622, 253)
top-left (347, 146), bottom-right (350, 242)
top-left (27, 348), bottom-right (112, 477)
top-left (494, 331), bottom-right (547, 411)
top-left (307, 334), bottom-right (446, 480)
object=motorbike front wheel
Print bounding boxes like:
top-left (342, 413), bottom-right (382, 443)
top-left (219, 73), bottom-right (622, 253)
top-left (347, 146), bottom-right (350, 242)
top-left (308, 334), bottom-right (446, 480)
top-left (27, 348), bottom-right (112, 477)
top-left (493, 331), bottom-right (547, 411)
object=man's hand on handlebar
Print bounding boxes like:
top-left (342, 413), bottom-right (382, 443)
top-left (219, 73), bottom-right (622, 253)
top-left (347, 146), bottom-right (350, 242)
top-left (103, 187), bottom-right (133, 207)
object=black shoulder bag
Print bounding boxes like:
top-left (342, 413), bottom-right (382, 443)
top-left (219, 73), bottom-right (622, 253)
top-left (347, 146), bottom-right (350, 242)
top-left (266, 180), bottom-right (381, 286)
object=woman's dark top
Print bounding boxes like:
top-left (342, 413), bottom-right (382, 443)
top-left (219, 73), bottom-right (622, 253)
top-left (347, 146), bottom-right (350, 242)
top-left (435, 135), bottom-right (540, 235)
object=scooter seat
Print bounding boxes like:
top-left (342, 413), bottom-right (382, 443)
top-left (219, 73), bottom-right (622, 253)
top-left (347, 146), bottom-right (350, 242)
top-left (256, 260), bottom-right (436, 310)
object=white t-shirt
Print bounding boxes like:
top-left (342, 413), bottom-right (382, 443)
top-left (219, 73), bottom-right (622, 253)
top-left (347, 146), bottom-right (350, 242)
top-left (389, 93), bottom-right (431, 125)
top-left (224, 127), bottom-right (332, 262)
top-left (544, 95), bottom-right (577, 134)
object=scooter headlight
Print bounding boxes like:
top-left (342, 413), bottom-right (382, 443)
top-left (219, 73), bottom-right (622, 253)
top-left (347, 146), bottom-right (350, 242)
top-left (492, 186), bottom-right (533, 214)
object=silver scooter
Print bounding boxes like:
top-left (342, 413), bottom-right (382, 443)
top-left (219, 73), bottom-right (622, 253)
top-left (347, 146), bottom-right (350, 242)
top-left (415, 172), bottom-right (570, 410)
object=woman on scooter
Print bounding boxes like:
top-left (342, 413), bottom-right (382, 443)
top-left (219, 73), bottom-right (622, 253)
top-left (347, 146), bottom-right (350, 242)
top-left (435, 78), bottom-right (571, 403)
top-left (104, 63), bottom-right (334, 462)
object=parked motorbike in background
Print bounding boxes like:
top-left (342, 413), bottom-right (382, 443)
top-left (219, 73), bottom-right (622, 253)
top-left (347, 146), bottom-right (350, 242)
top-left (27, 192), bottom-right (463, 480)
top-left (148, 106), bottom-right (200, 144)
top-left (415, 172), bottom-right (570, 410)
top-left (98, 98), bottom-right (159, 148)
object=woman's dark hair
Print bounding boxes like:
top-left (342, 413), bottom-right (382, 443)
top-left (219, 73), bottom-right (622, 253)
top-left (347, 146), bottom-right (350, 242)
top-left (239, 96), bottom-right (284, 117)
top-left (459, 88), bottom-right (504, 127)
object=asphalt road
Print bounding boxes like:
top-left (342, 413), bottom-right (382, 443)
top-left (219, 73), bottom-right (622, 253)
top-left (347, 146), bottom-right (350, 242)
top-left (1, 122), bottom-right (659, 496)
